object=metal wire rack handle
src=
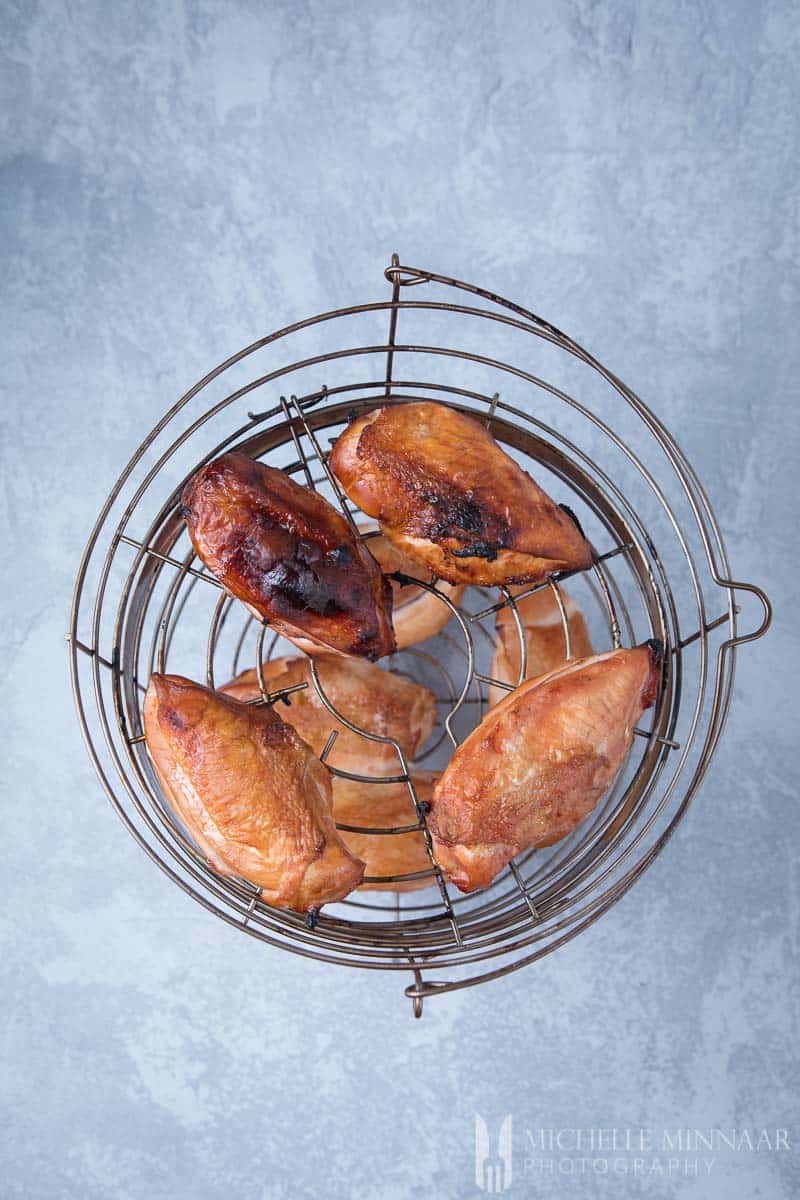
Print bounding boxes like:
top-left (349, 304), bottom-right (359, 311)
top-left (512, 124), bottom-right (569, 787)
top-left (67, 253), bottom-right (771, 1019)
top-left (713, 575), bottom-right (771, 648)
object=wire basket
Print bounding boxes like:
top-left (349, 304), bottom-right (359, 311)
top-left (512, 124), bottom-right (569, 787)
top-left (68, 256), bottom-right (771, 1016)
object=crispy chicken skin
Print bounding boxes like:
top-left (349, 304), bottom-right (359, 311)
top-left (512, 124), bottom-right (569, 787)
top-left (330, 402), bottom-right (593, 587)
top-left (362, 529), bottom-right (465, 649)
top-left (333, 771), bottom-right (439, 892)
top-left (182, 452), bottom-right (395, 659)
top-left (489, 585), bottom-right (593, 705)
top-left (429, 642), bottom-right (663, 892)
top-left (221, 654), bottom-right (436, 776)
top-left (143, 673), bottom-right (364, 911)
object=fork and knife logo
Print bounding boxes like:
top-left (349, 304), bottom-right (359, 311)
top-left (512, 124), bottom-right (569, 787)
top-left (475, 1114), bottom-right (513, 1193)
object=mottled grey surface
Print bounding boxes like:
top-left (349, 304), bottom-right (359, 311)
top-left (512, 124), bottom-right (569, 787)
top-left (2, 1), bottom-right (798, 1197)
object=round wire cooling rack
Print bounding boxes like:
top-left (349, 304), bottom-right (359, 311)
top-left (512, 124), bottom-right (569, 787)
top-left (68, 256), bottom-right (771, 1017)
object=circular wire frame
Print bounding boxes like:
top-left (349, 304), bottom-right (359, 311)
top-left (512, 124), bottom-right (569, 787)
top-left (68, 258), bottom-right (771, 1016)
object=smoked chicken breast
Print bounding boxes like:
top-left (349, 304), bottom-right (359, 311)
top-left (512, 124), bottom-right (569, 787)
top-left (362, 528), bottom-right (465, 649)
top-left (428, 642), bottom-right (663, 892)
top-left (330, 402), bottom-right (593, 587)
top-left (143, 673), bottom-right (364, 911)
top-left (333, 770), bottom-right (439, 892)
top-left (221, 654), bottom-right (436, 776)
top-left (182, 451), bottom-right (395, 659)
top-left (489, 585), bottom-right (593, 705)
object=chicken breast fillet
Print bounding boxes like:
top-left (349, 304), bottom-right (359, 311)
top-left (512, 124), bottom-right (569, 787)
top-left (221, 654), bottom-right (436, 776)
top-left (330, 402), bottom-right (593, 586)
top-left (362, 529), bottom-right (465, 649)
top-left (143, 673), bottom-right (364, 911)
top-left (333, 770), bottom-right (439, 892)
top-left (428, 642), bottom-right (663, 892)
top-left (182, 451), bottom-right (395, 659)
top-left (489, 585), bottom-right (593, 705)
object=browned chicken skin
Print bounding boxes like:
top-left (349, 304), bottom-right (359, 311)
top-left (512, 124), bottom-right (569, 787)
top-left (330, 402), bottom-right (593, 587)
top-left (489, 585), bottom-right (593, 705)
top-left (429, 642), bottom-right (663, 892)
top-left (221, 657), bottom-right (439, 892)
top-left (143, 673), bottom-right (365, 911)
top-left (182, 452), bottom-right (395, 659)
top-left (221, 654), bottom-right (436, 776)
top-left (362, 529), bottom-right (465, 649)
top-left (333, 771), bottom-right (439, 892)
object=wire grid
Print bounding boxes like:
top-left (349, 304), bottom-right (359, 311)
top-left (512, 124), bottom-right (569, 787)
top-left (68, 257), bottom-right (771, 1016)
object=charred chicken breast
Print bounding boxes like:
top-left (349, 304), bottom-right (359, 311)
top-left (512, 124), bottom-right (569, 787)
top-left (221, 653), bottom-right (436, 776)
top-left (182, 452), bottom-right (395, 659)
top-left (489, 585), bottom-right (593, 704)
top-left (143, 673), bottom-right (364, 911)
top-left (330, 402), bottom-right (593, 586)
top-left (429, 642), bottom-right (663, 892)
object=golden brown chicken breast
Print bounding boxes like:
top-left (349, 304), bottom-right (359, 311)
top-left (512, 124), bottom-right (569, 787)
top-left (363, 529), bottom-right (465, 649)
top-left (489, 585), bottom-right (593, 704)
top-left (182, 451), bottom-right (395, 659)
top-left (221, 654), bottom-right (436, 776)
top-left (143, 673), bottom-right (364, 912)
top-left (333, 771), bottom-right (439, 892)
top-left (330, 402), bottom-right (593, 587)
top-left (428, 641), bottom-right (663, 892)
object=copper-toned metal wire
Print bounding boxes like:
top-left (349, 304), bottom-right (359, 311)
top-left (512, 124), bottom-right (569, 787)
top-left (68, 256), bottom-right (771, 1017)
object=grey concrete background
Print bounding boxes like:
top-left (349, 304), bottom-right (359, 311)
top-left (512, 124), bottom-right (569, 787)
top-left (2, 1), bottom-right (798, 1197)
